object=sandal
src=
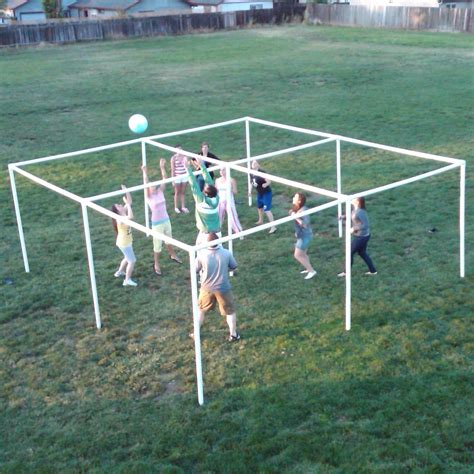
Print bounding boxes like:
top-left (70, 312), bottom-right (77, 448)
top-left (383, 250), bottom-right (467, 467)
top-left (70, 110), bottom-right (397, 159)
top-left (153, 265), bottom-right (162, 276)
top-left (170, 256), bottom-right (183, 264)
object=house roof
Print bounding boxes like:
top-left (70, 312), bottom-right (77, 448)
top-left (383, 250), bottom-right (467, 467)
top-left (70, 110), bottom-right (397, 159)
top-left (7, 0), bottom-right (31, 10)
top-left (68, 0), bottom-right (141, 10)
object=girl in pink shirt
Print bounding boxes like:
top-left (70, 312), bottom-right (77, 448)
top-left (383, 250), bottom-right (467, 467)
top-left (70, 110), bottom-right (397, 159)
top-left (142, 160), bottom-right (182, 276)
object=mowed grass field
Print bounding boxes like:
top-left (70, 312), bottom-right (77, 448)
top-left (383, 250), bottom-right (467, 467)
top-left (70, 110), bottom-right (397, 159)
top-left (1, 25), bottom-right (473, 472)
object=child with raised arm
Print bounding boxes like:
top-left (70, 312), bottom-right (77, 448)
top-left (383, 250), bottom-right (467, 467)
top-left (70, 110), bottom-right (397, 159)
top-left (111, 185), bottom-right (137, 287)
top-left (185, 157), bottom-right (221, 245)
top-left (142, 160), bottom-right (182, 276)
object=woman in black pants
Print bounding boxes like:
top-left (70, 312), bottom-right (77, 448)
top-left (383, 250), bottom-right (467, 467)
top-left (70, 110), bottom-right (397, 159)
top-left (338, 197), bottom-right (377, 276)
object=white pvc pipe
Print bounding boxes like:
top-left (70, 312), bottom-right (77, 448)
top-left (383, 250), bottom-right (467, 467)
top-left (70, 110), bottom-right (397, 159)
top-left (336, 140), bottom-right (342, 238)
top-left (13, 138), bottom-right (143, 167)
top-left (8, 166), bottom-right (30, 272)
top-left (189, 250), bottom-right (204, 405)
top-left (232, 137), bottom-right (335, 167)
top-left (144, 139), bottom-right (342, 200)
top-left (345, 200), bottom-right (352, 331)
top-left (81, 203), bottom-right (102, 329)
top-left (248, 117), bottom-right (462, 165)
top-left (460, 162), bottom-right (466, 278)
top-left (141, 140), bottom-right (150, 231)
top-left (194, 199), bottom-right (342, 251)
top-left (226, 164), bottom-right (234, 258)
top-left (354, 163), bottom-right (460, 200)
top-left (245, 119), bottom-right (252, 207)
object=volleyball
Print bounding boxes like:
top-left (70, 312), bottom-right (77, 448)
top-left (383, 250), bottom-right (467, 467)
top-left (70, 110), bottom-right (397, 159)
top-left (128, 114), bottom-right (148, 134)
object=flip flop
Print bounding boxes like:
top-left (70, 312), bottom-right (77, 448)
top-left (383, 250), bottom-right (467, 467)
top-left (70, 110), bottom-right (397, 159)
top-left (170, 256), bottom-right (183, 264)
top-left (153, 265), bottom-right (162, 276)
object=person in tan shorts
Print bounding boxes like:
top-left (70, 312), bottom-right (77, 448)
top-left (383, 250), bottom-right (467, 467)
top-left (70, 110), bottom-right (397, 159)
top-left (194, 233), bottom-right (240, 342)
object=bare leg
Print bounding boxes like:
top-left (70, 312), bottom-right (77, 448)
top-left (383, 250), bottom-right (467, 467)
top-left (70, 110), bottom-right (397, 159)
top-left (256, 208), bottom-right (264, 224)
top-left (266, 210), bottom-right (277, 233)
top-left (154, 252), bottom-right (161, 273)
top-left (165, 244), bottom-right (181, 263)
top-left (294, 248), bottom-right (314, 273)
top-left (226, 313), bottom-right (237, 337)
top-left (118, 258), bottom-right (127, 273)
top-left (125, 261), bottom-right (135, 281)
top-left (174, 185), bottom-right (179, 210)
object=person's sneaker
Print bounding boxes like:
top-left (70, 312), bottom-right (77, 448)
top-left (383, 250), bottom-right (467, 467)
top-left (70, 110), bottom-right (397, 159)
top-left (268, 227), bottom-right (277, 234)
top-left (114, 270), bottom-right (125, 278)
top-left (123, 279), bottom-right (138, 287)
top-left (365, 271), bottom-right (378, 276)
top-left (174, 207), bottom-right (181, 214)
top-left (228, 333), bottom-right (241, 342)
top-left (305, 270), bottom-right (317, 280)
top-left (181, 207), bottom-right (190, 214)
top-left (300, 270), bottom-right (309, 274)
top-left (337, 272), bottom-right (346, 277)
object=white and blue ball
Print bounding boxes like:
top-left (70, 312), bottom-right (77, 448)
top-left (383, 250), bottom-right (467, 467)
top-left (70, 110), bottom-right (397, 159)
top-left (128, 114), bottom-right (148, 134)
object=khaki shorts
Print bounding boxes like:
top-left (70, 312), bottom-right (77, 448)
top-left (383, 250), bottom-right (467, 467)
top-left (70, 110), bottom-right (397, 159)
top-left (152, 220), bottom-right (172, 253)
top-left (198, 289), bottom-right (236, 316)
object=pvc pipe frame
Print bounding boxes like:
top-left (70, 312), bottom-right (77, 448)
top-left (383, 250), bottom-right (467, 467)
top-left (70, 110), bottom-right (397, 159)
top-left (8, 116), bottom-right (466, 407)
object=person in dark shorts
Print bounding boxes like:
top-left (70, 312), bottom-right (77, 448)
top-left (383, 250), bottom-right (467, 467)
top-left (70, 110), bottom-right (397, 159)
top-left (250, 160), bottom-right (276, 234)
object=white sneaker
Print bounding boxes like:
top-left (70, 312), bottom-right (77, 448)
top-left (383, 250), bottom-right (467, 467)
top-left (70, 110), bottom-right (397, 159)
top-left (365, 271), bottom-right (378, 276)
top-left (305, 270), bottom-right (317, 280)
top-left (337, 272), bottom-right (346, 277)
top-left (268, 227), bottom-right (277, 234)
top-left (114, 270), bottom-right (125, 278)
top-left (123, 279), bottom-right (137, 287)
top-left (175, 208), bottom-right (181, 214)
top-left (181, 207), bottom-right (190, 214)
top-left (300, 270), bottom-right (309, 274)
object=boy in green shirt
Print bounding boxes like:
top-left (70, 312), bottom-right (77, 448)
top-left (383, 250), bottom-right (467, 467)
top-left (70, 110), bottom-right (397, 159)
top-left (186, 157), bottom-right (221, 244)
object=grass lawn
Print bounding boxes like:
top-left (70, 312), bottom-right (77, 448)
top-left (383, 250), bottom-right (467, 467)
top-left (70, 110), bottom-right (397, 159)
top-left (1, 24), bottom-right (473, 472)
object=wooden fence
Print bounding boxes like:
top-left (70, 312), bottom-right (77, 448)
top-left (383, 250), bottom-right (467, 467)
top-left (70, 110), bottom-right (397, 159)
top-left (0, 5), bottom-right (306, 47)
top-left (306, 4), bottom-right (473, 33)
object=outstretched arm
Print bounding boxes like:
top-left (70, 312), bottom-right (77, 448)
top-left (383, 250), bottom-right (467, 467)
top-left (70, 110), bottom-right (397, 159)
top-left (141, 166), bottom-right (153, 198)
top-left (186, 158), bottom-right (205, 203)
top-left (159, 159), bottom-right (167, 192)
top-left (122, 184), bottom-right (134, 219)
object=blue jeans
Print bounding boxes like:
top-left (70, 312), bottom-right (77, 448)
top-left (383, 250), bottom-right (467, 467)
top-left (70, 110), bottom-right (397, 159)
top-left (351, 235), bottom-right (376, 273)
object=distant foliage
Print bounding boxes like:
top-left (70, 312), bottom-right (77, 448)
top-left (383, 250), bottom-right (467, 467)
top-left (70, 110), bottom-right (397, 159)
top-left (42, 0), bottom-right (60, 18)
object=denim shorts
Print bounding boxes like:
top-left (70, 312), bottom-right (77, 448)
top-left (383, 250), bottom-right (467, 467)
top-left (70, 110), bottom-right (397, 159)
top-left (295, 233), bottom-right (312, 250)
top-left (257, 190), bottom-right (272, 211)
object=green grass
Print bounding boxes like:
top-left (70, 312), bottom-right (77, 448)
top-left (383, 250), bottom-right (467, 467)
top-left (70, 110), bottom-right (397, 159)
top-left (1, 25), bottom-right (473, 472)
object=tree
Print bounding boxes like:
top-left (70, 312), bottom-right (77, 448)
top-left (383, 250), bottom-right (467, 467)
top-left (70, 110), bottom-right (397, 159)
top-left (42, 0), bottom-right (61, 18)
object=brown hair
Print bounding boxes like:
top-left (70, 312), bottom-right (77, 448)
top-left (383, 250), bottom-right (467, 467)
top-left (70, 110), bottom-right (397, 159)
top-left (355, 197), bottom-right (366, 209)
top-left (291, 192), bottom-right (306, 213)
top-left (204, 184), bottom-right (218, 198)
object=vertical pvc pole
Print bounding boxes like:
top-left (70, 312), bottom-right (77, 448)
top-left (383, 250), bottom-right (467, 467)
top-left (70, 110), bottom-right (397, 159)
top-left (141, 140), bottom-right (150, 231)
top-left (81, 203), bottom-right (102, 329)
top-left (345, 200), bottom-right (352, 331)
top-left (245, 119), bottom-right (252, 207)
top-left (226, 165), bottom-right (234, 277)
top-left (336, 140), bottom-right (343, 238)
top-left (460, 163), bottom-right (465, 278)
top-left (189, 250), bottom-right (204, 405)
top-left (8, 166), bottom-right (30, 273)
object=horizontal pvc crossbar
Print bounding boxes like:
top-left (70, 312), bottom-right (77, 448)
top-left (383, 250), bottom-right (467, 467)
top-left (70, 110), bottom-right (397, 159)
top-left (194, 198), bottom-right (344, 251)
top-left (85, 201), bottom-right (193, 252)
top-left (144, 139), bottom-right (342, 199)
top-left (12, 138), bottom-right (143, 168)
top-left (145, 117), bottom-right (247, 141)
top-left (249, 117), bottom-right (463, 165)
top-left (10, 164), bottom-right (193, 252)
top-left (353, 163), bottom-right (461, 199)
top-left (231, 137), bottom-right (336, 166)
